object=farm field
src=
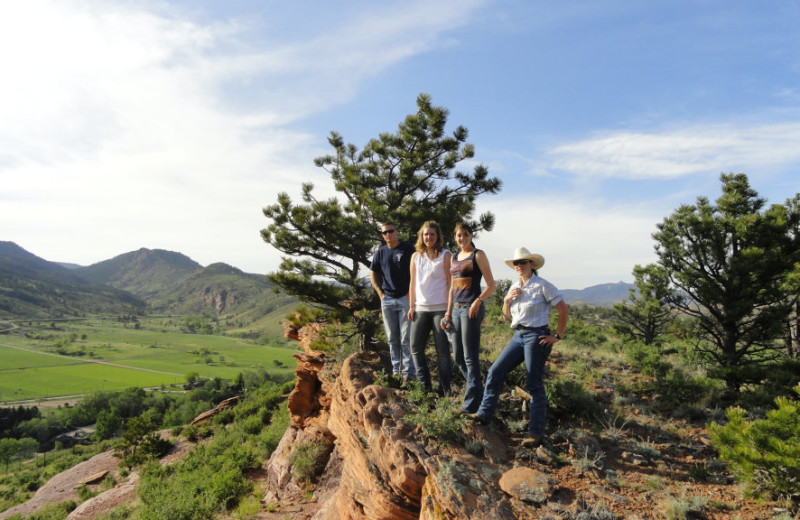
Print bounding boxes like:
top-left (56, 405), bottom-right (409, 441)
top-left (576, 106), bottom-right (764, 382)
top-left (0, 317), bottom-right (299, 403)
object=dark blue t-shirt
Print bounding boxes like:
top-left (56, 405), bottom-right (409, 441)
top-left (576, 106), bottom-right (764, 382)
top-left (370, 241), bottom-right (414, 298)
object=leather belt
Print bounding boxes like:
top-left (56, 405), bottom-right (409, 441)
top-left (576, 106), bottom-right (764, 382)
top-left (514, 325), bottom-right (548, 331)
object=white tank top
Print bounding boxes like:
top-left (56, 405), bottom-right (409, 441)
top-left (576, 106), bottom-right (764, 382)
top-left (414, 249), bottom-right (450, 312)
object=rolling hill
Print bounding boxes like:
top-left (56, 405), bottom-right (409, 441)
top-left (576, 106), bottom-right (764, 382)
top-left (76, 249), bottom-right (296, 320)
top-left (76, 247), bottom-right (202, 299)
top-left (0, 241), bottom-right (145, 318)
top-left (0, 243), bottom-right (297, 330)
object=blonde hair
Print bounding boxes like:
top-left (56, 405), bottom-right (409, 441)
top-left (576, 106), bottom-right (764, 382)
top-left (415, 221), bottom-right (443, 257)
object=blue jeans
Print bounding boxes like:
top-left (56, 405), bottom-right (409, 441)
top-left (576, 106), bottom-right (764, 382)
top-left (475, 326), bottom-right (552, 437)
top-left (381, 296), bottom-right (415, 378)
top-left (451, 303), bottom-right (485, 413)
top-left (409, 310), bottom-right (452, 396)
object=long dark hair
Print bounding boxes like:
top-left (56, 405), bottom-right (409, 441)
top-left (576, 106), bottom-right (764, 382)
top-left (454, 221), bottom-right (476, 250)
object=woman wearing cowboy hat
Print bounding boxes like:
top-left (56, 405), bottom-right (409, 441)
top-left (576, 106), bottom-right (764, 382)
top-left (468, 246), bottom-right (569, 448)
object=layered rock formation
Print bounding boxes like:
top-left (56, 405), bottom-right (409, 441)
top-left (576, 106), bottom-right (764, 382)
top-left (261, 339), bottom-right (553, 520)
top-left (201, 287), bottom-right (237, 314)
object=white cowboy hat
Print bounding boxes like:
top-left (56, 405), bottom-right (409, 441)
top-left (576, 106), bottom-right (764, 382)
top-left (504, 247), bottom-right (545, 270)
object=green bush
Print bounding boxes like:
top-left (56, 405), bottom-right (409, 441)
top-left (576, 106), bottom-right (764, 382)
top-left (567, 322), bottom-right (609, 347)
top-left (138, 434), bottom-right (257, 520)
top-left (240, 415), bottom-right (263, 435)
top-left (12, 470), bottom-right (41, 492)
top-left (136, 380), bottom-right (290, 520)
top-left (709, 384), bottom-right (800, 506)
top-left (76, 484), bottom-right (97, 501)
top-left (93, 504), bottom-right (136, 520)
top-left (547, 379), bottom-right (602, 423)
top-left (257, 405), bottom-right (290, 458)
top-left (290, 439), bottom-right (332, 484)
top-left (11, 499), bottom-right (77, 520)
top-left (404, 398), bottom-right (467, 445)
top-left (736, 360), bottom-right (800, 410)
top-left (625, 341), bottom-right (671, 378)
top-left (402, 382), bottom-right (468, 445)
top-left (650, 369), bottom-right (722, 413)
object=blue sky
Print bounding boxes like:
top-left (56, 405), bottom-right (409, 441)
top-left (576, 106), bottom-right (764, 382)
top-left (2, 1), bottom-right (799, 290)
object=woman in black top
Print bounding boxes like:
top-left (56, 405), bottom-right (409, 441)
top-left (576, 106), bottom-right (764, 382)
top-left (443, 222), bottom-right (495, 413)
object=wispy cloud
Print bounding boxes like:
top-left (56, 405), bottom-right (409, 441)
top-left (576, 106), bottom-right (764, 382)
top-left (546, 121), bottom-right (800, 180)
top-left (0, 0), bottom-right (487, 270)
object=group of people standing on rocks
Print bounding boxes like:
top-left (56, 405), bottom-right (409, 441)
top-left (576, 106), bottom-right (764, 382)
top-left (369, 220), bottom-right (569, 447)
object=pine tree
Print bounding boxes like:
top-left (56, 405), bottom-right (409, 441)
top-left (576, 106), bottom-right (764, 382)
top-left (613, 263), bottom-right (676, 346)
top-left (261, 94), bottom-right (501, 342)
top-left (653, 173), bottom-right (800, 391)
top-left (710, 384), bottom-right (800, 504)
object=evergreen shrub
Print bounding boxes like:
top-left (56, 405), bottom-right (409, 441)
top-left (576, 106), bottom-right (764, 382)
top-left (547, 379), bottom-right (602, 423)
top-left (710, 384), bottom-right (800, 507)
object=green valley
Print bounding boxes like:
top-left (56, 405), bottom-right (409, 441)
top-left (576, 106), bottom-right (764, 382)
top-left (0, 243), bottom-right (302, 405)
top-left (0, 317), bottom-right (298, 403)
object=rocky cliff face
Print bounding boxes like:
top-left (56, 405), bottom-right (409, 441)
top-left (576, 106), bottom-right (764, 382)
top-left (201, 287), bottom-right (237, 314)
top-left (261, 337), bottom-right (552, 520)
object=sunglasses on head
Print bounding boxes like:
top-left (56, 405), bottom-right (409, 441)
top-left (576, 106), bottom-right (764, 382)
top-left (381, 229), bottom-right (396, 235)
top-left (512, 259), bottom-right (531, 266)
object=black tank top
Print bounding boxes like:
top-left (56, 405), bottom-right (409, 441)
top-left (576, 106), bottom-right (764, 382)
top-left (451, 249), bottom-right (482, 304)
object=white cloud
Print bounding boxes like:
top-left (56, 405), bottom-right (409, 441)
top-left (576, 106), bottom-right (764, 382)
top-left (547, 122), bottom-right (800, 180)
top-left (473, 195), bottom-right (660, 290)
top-left (0, 0), bottom-right (488, 272)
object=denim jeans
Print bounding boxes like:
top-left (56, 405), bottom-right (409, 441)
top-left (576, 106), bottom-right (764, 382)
top-left (475, 326), bottom-right (552, 436)
top-left (381, 295), bottom-right (415, 378)
top-left (409, 310), bottom-right (452, 396)
top-left (451, 303), bottom-right (485, 413)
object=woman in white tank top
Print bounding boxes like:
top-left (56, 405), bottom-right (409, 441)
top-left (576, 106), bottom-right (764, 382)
top-left (407, 221), bottom-right (453, 396)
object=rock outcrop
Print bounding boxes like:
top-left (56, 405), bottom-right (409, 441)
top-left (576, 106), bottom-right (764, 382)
top-left (190, 395), bottom-right (242, 426)
top-left (262, 340), bottom-right (547, 520)
top-left (201, 287), bottom-right (237, 314)
top-left (260, 318), bottom-right (782, 520)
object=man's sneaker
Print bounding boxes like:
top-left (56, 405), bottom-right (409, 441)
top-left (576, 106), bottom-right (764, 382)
top-left (521, 436), bottom-right (543, 448)
top-left (467, 413), bottom-right (488, 425)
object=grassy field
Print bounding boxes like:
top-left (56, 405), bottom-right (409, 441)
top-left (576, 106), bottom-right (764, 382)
top-left (0, 317), bottom-right (299, 403)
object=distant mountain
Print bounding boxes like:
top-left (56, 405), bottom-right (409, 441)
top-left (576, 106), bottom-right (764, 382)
top-left (561, 282), bottom-right (633, 307)
top-left (146, 261), bottom-right (296, 319)
top-left (0, 241), bottom-right (145, 318)
top-left (55, 262), bottom-right (83, 270)
top-left (77, 248), bottom-right (202, 299)
top-left (1, 243), bottom-right (296, 326)
top-left (0, 241), bottom-right (84, 283)
top-left (74, 248), bottom-right (294, 319)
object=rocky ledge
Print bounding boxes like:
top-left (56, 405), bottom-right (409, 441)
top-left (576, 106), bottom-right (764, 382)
top-left (259, 339), bottom-right (780, 520)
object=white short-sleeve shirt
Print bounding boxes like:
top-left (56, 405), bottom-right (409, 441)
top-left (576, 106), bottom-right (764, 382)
top-left (507, 275), bottom-right (563, 329)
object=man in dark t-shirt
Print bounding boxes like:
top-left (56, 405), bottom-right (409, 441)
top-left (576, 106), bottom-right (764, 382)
top-left (369, 222), bottom-right (416, 380)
